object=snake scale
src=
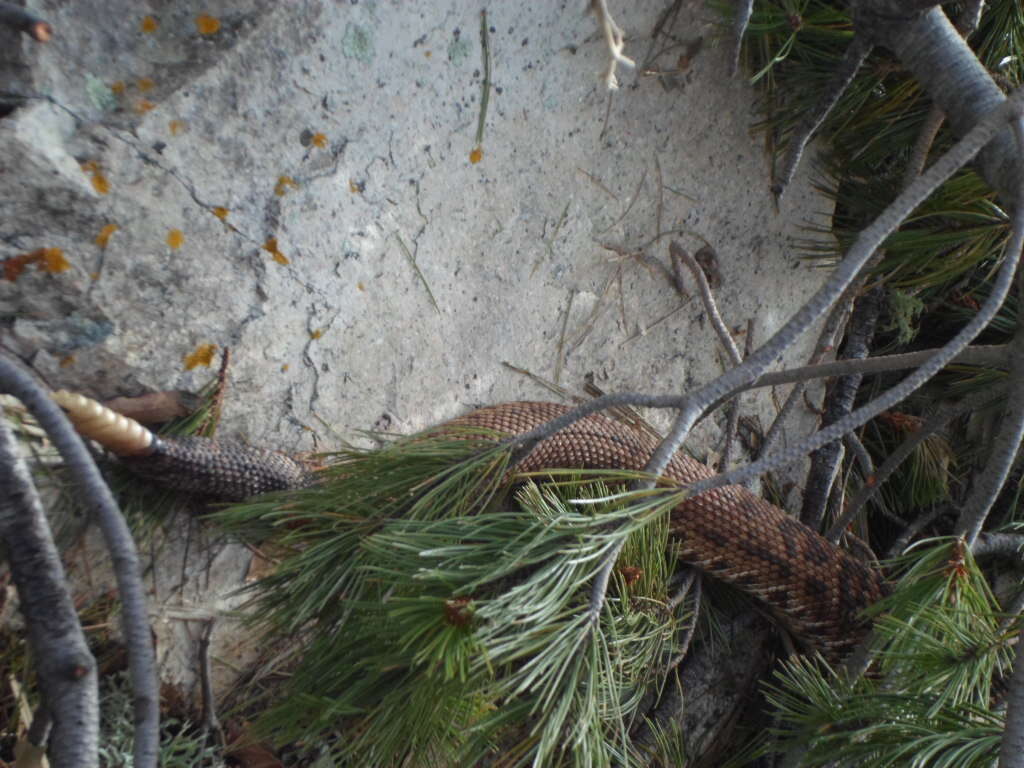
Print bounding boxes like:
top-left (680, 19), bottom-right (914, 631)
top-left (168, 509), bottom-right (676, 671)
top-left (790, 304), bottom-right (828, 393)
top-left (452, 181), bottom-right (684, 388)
top-left (53, 392), bottom-right (889, 658)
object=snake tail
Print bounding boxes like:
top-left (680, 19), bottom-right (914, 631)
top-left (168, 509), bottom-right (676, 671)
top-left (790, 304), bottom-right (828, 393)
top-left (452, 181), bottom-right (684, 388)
top-left (52, 390), bottom-right (315, 500)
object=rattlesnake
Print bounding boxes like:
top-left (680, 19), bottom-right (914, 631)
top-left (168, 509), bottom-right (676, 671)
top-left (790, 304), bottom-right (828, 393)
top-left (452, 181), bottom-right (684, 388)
top-left (52, 391), bottom-right (889, 658)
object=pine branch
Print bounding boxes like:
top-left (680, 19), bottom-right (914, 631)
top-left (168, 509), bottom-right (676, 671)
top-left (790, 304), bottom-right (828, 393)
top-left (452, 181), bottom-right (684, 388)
top-left (0, 354), bottom-right (159, 767)
top-left (955, 117), bottom-right (1024, 545)
top-left (759, 282), bottom-right (856, 462)
top-left (671, 88), bottom-right (1024, 501)
top-left (729, 0), bottom-right (754, 77)
top-left (0, 416), bottom-right (97, 766)
top-left (972, 532), bottom-right (1024, 560)
top-left (737, 343), bottom-right (1008, 397)
top-left (773, 35), bottom-right (873, 200)
top-left (801, 285), bottom-right (883, 529)
top-left (872, 4), bottom-right (1022, 207)
top-left (1001, 637), bottom-right (1024, 767)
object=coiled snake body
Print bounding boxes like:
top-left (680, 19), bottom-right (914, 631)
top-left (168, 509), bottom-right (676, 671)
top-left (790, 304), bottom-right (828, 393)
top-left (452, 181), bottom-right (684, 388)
top-left (54, 393), bottom-right (889, 658)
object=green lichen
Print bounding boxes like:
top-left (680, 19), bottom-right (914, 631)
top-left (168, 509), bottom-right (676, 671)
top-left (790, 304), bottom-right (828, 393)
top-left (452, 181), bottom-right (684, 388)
top-left (887, 288), bottom-right (925, 346)
top-left (342, 23), bottom-right (374, 64)
top-left (85, 74), bottom-right (117, 112)
top-left (447, 37), bottom-right (472, 66)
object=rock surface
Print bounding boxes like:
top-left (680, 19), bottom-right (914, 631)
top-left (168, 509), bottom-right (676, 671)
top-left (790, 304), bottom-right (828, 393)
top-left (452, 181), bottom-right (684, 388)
top-left (2, 0), bottom-right (834, 711)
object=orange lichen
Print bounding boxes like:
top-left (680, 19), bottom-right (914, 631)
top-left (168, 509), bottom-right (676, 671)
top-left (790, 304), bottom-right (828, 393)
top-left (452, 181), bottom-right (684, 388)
top-left (166, 229), bottom-right (185, 249)
top-left (40, 248), bottom-right (68, 273)
top-left (2, 252), bottom-right (37, 281)
top-left (309, 329), bottom-right (324, 340)
top-left (195, 14), bottom-right (221, 35)
top-left (262, 238), bottom-right (289, 265)
top-left (2, 248), bottom-right (70, 281)
top-left (212, 207), bottom-right (229, 220)
top-left (357, 281), bottom-right (365, 292)
top-left (349, 179), bottom-right (365, 194)
top-left (81, 161), bottom-right (111, 195)
top-left (59, 354), bottom-right (76, 368)
top-left (95, 224), bottom-right (118, 248)
top-left (184, 343), bottom-right (218, 371)
top-left (137, 77), bottom-right (155, 92)
top-left (92, 172), bottom-right (110, 194)
top-left (274, 175), bottom-right (298, 196)
top-left (135, 99), bottom-right (156, 114)
top-left (110, 81), bottom-right (127, 95)
top-left (141, 15), bottom-right (158, 33)
top-left (281, 363), bottom-right (290, 373)
top-left (469, 146), bottom-right (483, 164)
top-left (311, 132), bottom-right (327, 148)
top-left (169, 119), bottom-right (187, 136)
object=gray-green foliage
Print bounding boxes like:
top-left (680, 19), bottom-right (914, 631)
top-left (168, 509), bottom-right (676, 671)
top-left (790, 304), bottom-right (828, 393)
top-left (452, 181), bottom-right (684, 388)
top-left (214, 430), bottom-right (688, 766)
top-left (887, 289), bottom-right (925, 346)
top-left (98, 672), bottom-right (222, 767)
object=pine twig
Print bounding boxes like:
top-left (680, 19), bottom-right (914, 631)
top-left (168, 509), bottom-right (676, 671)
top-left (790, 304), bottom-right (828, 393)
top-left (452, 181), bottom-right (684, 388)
top-left (902, 104), bottom-right (947, 188)
top-left (669, 242), bottom-right (742, 366)
top-left (773, 36), bottom-right (873, 200)
top-left (664, 575), bottom-right (702, 672)
top-left (800, 285), bottom-right (882, 529)
top-left (760, 284), bottom-right (858, 460)
top-left (669, 241), bottom-right (746, 470)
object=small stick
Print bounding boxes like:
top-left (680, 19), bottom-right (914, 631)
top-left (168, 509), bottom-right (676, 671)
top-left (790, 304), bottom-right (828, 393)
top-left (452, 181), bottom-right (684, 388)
top-left (598, 168), bottom-right (647, 235)
top-left (0, 2), bottom-right (52, 41)
top-left (565, 273), bottom-right (615, 356)
top-left (198, 620), bottom-right (225, 746)
top-left (502, 361), bottom-right (577, 402)
top-left (600, 241), bottom-right (680, 295)
top-left (576, 167), bottom-right (618, 201)
top-left (669, 242), bottom-right (741, 365)
top-left (617, 302), bottom-right (688, 346)
top-left (582, 380), bottom-right (665, 444)
top-left (591, 0), bottom-right (636, 90)
top-left (197, 347), bottom-right (231, 437)
top-left (554, 290), bottom-right (575, 385)
top-left (395, 233), bottom-right (440, 314)
top-left (653, 153), bottom-right (664, 239)
top-left (104, 391), bottom-right (194, 425)
top-left (665, 574), bottom-right (703, 672)
top-left (720, 320), bottom-right (754, 472)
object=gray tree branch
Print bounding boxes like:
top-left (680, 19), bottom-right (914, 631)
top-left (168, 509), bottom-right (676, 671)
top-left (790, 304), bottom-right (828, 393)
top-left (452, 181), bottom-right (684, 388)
top-left (0, 417), bottom-right (97, 767)
top-left (0, 355), bottom-right (159, 767)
